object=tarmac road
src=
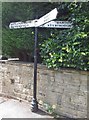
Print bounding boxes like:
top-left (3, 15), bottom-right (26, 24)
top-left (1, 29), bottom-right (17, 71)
top-left (0, 97), bottom-right (53, 119)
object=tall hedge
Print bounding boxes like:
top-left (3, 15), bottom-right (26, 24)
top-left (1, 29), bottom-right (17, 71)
top-left (40, 3), bottom-right (89, 71)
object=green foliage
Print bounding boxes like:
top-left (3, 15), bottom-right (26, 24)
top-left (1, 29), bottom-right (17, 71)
top-left (43, 103), bottom-right (56, 114)
top-left (40, 3), bottom-right (89, 71)
top-left (2, 2), bottom-right (33, 28)
top-left (40, 29), bottom-right (89, 70)
top-left (2, 28), bottom-right (34, 57)
top-left (2, 2), bottom-right (34, 58)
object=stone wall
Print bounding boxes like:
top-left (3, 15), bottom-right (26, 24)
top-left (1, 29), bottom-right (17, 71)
top-left (0, 64), bottom-right (2, 93)
top-left (0, 61), bottom-right (88, 118)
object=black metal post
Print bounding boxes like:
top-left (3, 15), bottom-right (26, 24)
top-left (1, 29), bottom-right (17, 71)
top-left (31, 27), bottom-right (38, 112)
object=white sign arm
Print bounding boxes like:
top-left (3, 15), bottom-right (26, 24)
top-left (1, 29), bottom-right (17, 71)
top-left (35, 8), bottom-right (58, 27)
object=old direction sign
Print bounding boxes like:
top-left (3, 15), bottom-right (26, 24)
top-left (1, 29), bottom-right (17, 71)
top-left (40, 21), bottom-right (73, 28)
top-left (9, 20), bottom-right (73, 29)
top-left (9, 8), bottom-right (58, 29)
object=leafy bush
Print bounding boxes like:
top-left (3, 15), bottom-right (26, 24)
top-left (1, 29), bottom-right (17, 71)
top-left (40, 29), bottom-right (89, 70)
top-left (2, 28), bottom-right (34, 58)
top-left (40, 3), bottom-right (89, 71)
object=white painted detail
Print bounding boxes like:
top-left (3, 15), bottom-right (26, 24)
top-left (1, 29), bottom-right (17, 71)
top-left (40, 21), bottom-right (73, 28)
top-left (35, 8), bottom-right (58, 27)
top-left (9, 19), bottom-right (38, 29)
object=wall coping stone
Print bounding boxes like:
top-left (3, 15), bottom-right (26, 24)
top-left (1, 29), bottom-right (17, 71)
top-left (0, 61), bottom-right (89, 75)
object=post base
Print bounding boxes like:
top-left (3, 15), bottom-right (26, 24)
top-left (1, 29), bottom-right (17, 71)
top-left (31, 98), bottom-right (38, 112)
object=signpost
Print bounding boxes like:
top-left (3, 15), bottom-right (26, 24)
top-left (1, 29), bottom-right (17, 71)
top-left (9, 8), bottom-right (73, 112)
top-left (30, 8), bottom-right (58, 112)
top-left (9, 20), bottom-right (73, 29)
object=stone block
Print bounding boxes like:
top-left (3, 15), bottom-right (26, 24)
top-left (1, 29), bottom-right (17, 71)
top-left (61, 93), bottom-right (71, 106)
top-left (44, 91), bottom-right (57, 105)
top-left (57, 94), bottom-right (62, 105)
top-left (20, 93), bottom-right (27, 100)
top-left (22, 88), bottom-right (31, 95)
top-left (64, 84), bottom-right (80, 94)
top-left (80, 74), bottom-right (87, 85)
top-left (13, 91), bottom-right (21, 98)
top-left (0, 82), bottom-right (2, 92)
top-left (39, 74), bottom-right (48, 82)
top-left (14, 83), bottom-right (23, 93)
top-left (14, 76), bottom-right (20, 83)
top-left (54, 84), bottom-right (64, 94)
top-left (26, 95), bottom-right (32, 102)
top-left (71, 73), bottom-right (81, 85)
top-left (56, 105), bottom-right (77, 118)
top-left (62, 74), bottom-right (72, 83)
top-left (80, 84), bottom-right (87, 92)
top-left (77, 111), bottom-right (87, 118)
top-left (70, 95), bottom-right (87, 108)
top-left (55, 72), bottom-right (64, 84)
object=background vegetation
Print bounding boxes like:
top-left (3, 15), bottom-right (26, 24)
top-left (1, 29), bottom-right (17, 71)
top-left (2, 2), bottom-right (89, 70)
